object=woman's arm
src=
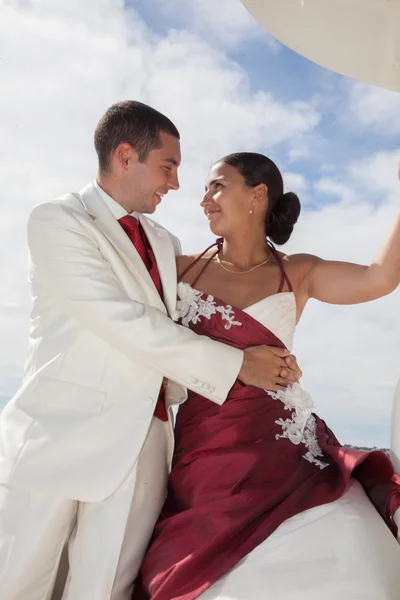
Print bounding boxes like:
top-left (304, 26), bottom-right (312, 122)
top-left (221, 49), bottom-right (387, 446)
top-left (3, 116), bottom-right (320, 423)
top-left (303, 165), bottom-right (400, 305)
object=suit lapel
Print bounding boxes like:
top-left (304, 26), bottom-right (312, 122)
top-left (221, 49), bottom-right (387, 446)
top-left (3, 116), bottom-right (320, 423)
top-left (138, 214), bottom-right (178, 316)
top-left (77, 183), bottom-right (165, 312)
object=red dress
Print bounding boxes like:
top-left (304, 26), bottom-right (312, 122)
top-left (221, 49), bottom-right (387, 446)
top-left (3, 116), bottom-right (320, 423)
top-left (135, 244), bottom-right (400, 600)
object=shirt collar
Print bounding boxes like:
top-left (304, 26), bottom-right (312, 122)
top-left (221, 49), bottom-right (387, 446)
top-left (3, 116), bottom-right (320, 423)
top-left (93, 180), bottom-right (138, 220)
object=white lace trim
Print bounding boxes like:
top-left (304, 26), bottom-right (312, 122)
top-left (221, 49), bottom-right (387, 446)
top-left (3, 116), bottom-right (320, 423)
top-left (174, 283), bottom-right (327, 470)
top-left (173, 282), bottom-right (242, 330)
top-left (270, 383), bottom-right (329, 470)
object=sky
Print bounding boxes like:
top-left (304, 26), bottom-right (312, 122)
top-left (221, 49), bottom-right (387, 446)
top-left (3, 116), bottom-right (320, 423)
top-left (1, 0), bottom-right (400, 447)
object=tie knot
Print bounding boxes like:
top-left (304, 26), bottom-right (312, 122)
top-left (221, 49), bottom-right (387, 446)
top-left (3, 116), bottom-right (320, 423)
top-left (118, 214), bottom-right (139, 233)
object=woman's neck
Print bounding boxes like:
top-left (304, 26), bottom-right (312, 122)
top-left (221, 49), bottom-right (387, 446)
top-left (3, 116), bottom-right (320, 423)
top-left (220, 230), bottom-right (271, 269)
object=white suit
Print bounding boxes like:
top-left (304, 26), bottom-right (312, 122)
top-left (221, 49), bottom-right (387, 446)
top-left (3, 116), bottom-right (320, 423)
top-left (0, 182), bottom-right (243, 599)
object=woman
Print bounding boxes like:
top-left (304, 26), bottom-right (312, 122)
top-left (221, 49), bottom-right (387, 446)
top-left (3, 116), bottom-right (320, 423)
top-left (136, 153), bottom-right (400, 600)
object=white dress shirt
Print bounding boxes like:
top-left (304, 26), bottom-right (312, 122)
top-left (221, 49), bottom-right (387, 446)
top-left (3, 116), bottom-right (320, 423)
top-left (93, 180), bottom-right (129, 220)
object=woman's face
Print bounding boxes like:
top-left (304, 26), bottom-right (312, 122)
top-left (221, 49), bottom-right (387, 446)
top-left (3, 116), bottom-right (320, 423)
top-left (201, 161), bottom-right (260, 238)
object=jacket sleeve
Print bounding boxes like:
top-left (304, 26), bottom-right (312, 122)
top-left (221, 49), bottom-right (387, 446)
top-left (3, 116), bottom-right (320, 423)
top-left (27, 201), bottom-right (243, 405)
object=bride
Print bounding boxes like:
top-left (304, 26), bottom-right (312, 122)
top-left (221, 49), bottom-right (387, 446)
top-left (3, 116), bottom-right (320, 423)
top-left (135, 152), bottom-right (400, 599)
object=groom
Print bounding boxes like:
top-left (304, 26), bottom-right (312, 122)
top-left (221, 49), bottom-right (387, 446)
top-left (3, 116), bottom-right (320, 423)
top-left (0, 100), bottom-right (301, 599)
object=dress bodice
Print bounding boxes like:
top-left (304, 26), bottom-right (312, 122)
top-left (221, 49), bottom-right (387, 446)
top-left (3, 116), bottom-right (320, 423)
top-left (242, 290), bottom-right (296, 351)
top-left (174, 282), bottom-right (296, 351)
top-left (172, 280), bottom-right (330, 471)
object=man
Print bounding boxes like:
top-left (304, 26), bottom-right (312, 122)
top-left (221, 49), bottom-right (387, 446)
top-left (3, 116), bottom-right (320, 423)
top-left (0, 101), bottom-right (301, 599)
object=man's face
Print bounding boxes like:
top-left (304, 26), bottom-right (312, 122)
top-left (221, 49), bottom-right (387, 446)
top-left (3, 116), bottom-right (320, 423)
top-left (128, 132), bottom-right (181, 214)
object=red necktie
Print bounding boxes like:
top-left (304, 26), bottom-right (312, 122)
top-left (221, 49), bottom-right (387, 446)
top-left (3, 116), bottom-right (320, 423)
top-left (118, 215), bottom-right (168, 422)
top-left (118, 215), bottom-right (164, 298)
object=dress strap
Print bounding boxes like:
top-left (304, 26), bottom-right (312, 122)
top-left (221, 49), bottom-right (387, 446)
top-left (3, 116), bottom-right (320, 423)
top-left (178, 238), bottom-right (223, 285)
top-left (179, 238), bottom-right (293, 293)
top-left (268, 242), bottom-right (293, 293)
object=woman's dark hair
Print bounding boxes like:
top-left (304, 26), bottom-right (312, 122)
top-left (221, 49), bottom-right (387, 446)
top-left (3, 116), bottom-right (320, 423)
top-left (94, 100), bottom-right (180, 172)
top-left (219, 152), bottom-right (301, 245)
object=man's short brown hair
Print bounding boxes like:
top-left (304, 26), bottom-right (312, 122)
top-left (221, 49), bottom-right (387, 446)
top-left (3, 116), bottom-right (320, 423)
top-left (94, 100), bottom-right (180, 172)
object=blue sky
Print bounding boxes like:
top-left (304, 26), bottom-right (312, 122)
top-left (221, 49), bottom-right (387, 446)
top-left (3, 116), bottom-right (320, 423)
top-left (1, 0), bottom-right (400, 446)
top-left (130, 0), bottom-right (400, 178)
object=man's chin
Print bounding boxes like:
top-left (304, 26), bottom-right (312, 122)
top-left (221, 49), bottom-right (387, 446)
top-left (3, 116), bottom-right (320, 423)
top-left (151, 194), bottom-right (162, 212)
top-left (141, 200), bottom-right (159, 214)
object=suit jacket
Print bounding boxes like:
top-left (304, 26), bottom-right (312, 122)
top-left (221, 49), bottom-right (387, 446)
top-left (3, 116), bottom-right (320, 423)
top-left (0, 182), bottom-right (243, 501)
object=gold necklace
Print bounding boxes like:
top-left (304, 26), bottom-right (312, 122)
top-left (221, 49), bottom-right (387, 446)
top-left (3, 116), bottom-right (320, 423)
top-left (216, 250), bottom-right (272, 275)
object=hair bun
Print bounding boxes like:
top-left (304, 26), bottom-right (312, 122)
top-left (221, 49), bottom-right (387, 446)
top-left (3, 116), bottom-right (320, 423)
top-left (267, 191), bottom-right (301, 245)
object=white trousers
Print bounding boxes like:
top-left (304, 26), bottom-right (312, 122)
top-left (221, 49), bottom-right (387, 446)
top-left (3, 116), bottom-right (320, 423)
top-left (0, 417), bottom-right (169, 600)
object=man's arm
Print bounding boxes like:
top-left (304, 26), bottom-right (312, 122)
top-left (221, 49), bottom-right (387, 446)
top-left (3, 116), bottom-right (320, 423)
top-left (28, 202), bottom-right (246, 404)
top-left (29, 202), bottom-right (300, 402)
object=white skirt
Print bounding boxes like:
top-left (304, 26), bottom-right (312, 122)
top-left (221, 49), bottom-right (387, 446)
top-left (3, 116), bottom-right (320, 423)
top-left (199, 481), bottom-right (400, 600)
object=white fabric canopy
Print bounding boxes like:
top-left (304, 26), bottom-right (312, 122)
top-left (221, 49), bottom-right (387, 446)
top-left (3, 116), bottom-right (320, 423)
top-left (241, 0), bottom-right (400, 91)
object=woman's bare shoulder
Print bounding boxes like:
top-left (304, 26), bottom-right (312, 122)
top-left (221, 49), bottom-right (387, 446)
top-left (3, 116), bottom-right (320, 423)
top-left (176, 254), bottom-right (197, 275)
top-left (275, 249), bottom-right (320, 264)
top-left (276, 251), bottom-right (323, 278)
top-left (176, 250), bottom-right (217, 277)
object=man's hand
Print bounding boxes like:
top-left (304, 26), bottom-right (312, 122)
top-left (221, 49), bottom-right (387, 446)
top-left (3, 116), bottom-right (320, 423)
top-left (238, 346), bottom-right (302, 392)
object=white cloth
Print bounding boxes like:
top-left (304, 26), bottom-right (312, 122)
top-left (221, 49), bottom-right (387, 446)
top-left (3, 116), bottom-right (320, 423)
top-left (0, 484), bottom-right (75, 600)
top-left (0, 418), bottom-right (169, 600)
top-left (64, 417), bottom-right (169, 600)
top-left (0, 182), bottom-right (243, 502)
top-left (0, 183), bottom-right (243, 598)
top-left (200, 481), bottom-right (400, 600)
top-left (93, 180), bottom-right (129, 219)
top-left (109, 418), bottom-right (169, 600)
top-left (194, 291), bottom-right (400, 599)
top-left (391, 379), bottom-right (400, 475)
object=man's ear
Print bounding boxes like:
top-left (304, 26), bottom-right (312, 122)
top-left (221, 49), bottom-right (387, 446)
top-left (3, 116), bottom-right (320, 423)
top-left (114, 143), bottom-right (138, 168)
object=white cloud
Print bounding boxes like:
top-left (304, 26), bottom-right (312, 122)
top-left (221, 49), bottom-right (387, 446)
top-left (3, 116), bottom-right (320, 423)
top-left (285, 150), bottom-right (400, 447)
top-left (283, 172), bottom-right (308, 195)
top-left (0, 0), bottom-right (319, 397)
top-left (313, 150), bottom-right (400, 207)
top-left (347, 151), bottom-right (400, 197)
top-left (133, 0), bottom-right (280, 51)
top-left (348, 81), bottom-right (400, 135)
top-left (313, 179), bottom-right (357, 205)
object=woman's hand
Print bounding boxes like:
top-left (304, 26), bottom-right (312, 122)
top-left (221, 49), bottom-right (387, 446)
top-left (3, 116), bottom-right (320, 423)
top-left (238, 346), bottom-right (302, 392)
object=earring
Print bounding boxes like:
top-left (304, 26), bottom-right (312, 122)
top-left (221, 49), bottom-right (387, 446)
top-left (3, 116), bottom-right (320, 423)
top-left (249, 208), bottom-right (253, 215)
